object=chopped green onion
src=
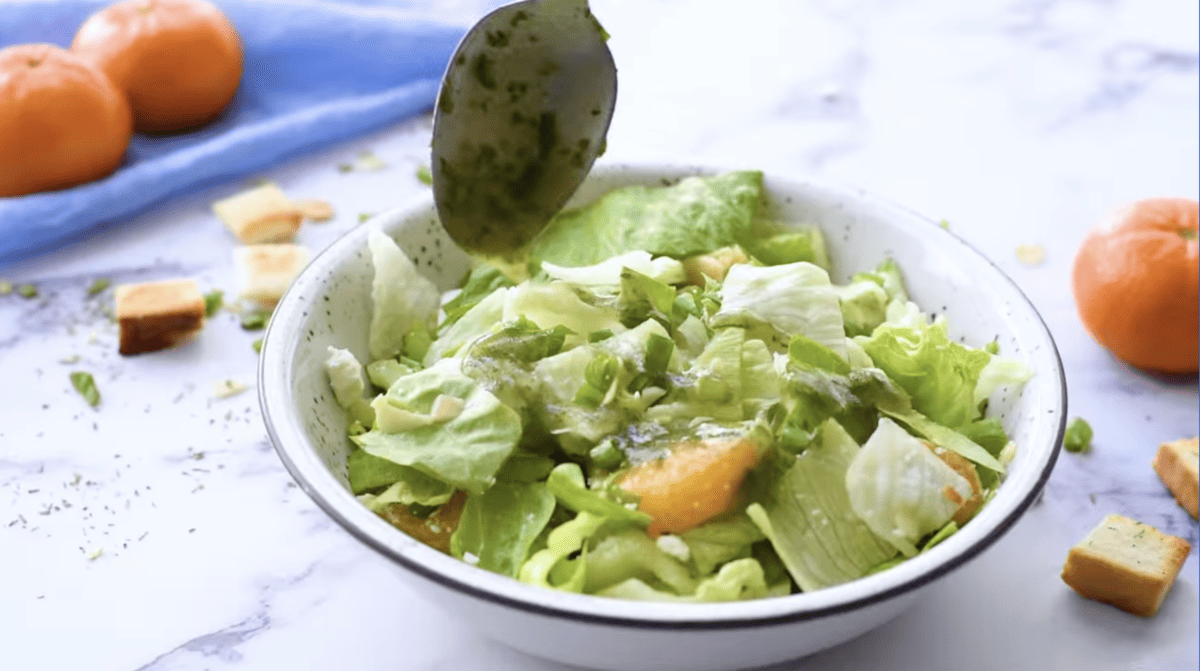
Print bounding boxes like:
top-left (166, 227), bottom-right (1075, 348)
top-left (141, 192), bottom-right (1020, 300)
top-left (1064, 417), bottom-right (1093, 453)
top-left (70, 371), bottom-right (101, 407)
top-left (86, 279), bottom-right (110, 296)
top-left (203, 290), bottom-right (224, 318)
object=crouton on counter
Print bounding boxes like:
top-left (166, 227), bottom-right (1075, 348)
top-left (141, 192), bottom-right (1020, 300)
top-left (115, 279), bottom-right (206, 355)
top-left (1154, 437), bottom-right (1199, 519)
top-left (213, 183), bottom-right (303, 244)
top-left (1061, 514), bottom-right (1191, 617)
top-left (234, 243), bottom-right (310, 304)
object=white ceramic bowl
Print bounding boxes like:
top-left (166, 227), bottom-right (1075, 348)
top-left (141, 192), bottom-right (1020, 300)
top-left (259, 163), bottom-right (1066, 671)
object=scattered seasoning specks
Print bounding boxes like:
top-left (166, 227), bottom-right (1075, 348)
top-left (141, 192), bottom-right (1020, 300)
top-left (69, 371), bottom-right (101, 408)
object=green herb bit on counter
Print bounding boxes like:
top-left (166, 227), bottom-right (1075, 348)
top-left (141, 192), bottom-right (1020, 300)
top-left (203, 290), bottom-right (224, 318)
top-left (358, 213), bottom-right (373, 223)
top-left (252, 338), bottom-right (264, 353)
top-left (70, 371), bottom-right (101, 408)
top-left (240, 308), bottom-right (270, 330)
top-left (416, 164), bottom-right (433, 185)
top-left (86, 279), bottom-right (110, 296)
top-left (17, 284), bottom-right (37, 299)
top-left (1064, 417), bottom-right (1093, 453)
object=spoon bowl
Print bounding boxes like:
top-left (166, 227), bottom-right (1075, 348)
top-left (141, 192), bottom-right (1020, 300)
top-left (430, 0), bottom-right (617, 258)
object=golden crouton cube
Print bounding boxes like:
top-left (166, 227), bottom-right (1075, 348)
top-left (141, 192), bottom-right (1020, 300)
top-left (683, 246), bottom-right (749, 286)
top-left (1061, 514), bottom-right (1191, 617)
top-left (115, 279), bottom-right (206, 355)
top-left (213, 184), bottom-right (303, 244)
top-left (234, 244), bottom-right (311, 304)
top-left (1154, 437), bottom-right (1199, 519)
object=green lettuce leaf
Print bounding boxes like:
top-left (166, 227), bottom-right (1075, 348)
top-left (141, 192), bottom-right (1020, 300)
top-left (546, 463), bottom-right (651, 526)
top-left (366, 227), bottom-right (441, 361)
top-left (748, 419), bottom-right (897, 590)
top-left (860, 322), bottom-right (990, 429)
top-left (844, 417), bottom-right (974, 556)
top-left (441, 264), bottom-right (516, 330)
top-left (531, 170), bottom-right (764, 267)
top-left (423, 286), bottom-right (510, 366)
top-left (711, 262), bottom-right (846, 355)
top-left (354, 359), bottom-right (521, 494)
top-left (542, 251), bottom-right (687, 287)
top-left (325, 346), bottom-right (375, 426)
top-left (450, 481), bottom-right (556, 577)
top-left (678, 514), bottom-right (766, 576)
top-left (740, 223), bottom-right (830, 270)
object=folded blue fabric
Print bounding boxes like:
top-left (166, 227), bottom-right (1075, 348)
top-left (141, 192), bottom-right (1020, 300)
top-left (0, 0), bottom-right (468, 267)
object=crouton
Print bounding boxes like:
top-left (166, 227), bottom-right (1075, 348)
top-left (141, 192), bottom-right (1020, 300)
top-left (926, 442), bottom-right (983, 524)
top-left (296, 198), bottom-right (335, 222)
top-left (213, 184), bottom-right (303, 244)
top-left (233, 244), bottom-right (311, 304)
top-left (1061, 514), bottom-right (1191, 617)
top-left (683, 246), bottom-right (748, 285)
top-left (115, 279), bottom-right (206, 355)
top-left (1153, 437), bottom-right (1199, 519)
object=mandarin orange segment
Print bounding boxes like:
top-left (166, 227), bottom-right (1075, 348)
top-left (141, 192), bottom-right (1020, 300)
top-left (1072, 197), bottom-right (1199, 373)
top-left (0, 44), bottom-right (132, 197)
top-left (619, 437), bottom-right (762, 537)
top-left (376, 491), bottom-right (466, 554)
top-left (72, 0), bottom-right (243, 132)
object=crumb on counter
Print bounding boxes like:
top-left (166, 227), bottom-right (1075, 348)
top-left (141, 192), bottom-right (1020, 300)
top-left (1016, 243), bottom-right (1046, 266)
top-left (296, 198), bottom-right (335, 222)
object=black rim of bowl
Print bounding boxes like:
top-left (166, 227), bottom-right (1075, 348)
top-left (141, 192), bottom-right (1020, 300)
top-left (258, 168), bottom-right (1068, 630)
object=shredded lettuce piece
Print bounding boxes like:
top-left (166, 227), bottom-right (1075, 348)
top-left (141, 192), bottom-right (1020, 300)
top-left (451, 481), bottom-right (556, 577)
top-left (532, 171), bottom-right (764, 267)
top-left (748, 419), bottom-right (897, 590)
top-left (712, 262), bottom-right (846, 355)
top-left (366, 228), bottom-right (440, 360)
top-left (845, 418), bottom-right (973, 556)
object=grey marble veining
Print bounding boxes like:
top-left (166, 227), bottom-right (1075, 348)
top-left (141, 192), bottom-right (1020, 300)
top-left (1, 0), bottom-right (1196, 669)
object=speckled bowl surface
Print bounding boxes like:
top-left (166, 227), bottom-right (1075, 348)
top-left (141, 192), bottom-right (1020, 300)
top-left (259, 163), bottom-right (1066, 671)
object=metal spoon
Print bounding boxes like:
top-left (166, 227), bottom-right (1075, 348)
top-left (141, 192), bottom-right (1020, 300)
top-left (430, 0), bottom-right (617, 259)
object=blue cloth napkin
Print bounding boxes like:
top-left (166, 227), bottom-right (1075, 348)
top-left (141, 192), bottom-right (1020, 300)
top-left (0, 0), bottom-right (468, 267)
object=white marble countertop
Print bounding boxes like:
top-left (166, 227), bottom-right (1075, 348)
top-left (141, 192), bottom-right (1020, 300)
top-left (2, 0), bottom-right (1197, 669)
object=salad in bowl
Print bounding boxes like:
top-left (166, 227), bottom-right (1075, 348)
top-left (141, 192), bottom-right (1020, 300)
top-left (321, 169), bottom-right (1034, 603)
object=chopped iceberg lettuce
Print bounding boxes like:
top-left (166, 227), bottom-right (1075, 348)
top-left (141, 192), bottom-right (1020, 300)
top-left (450, 481), bottom-right (556, 577)
top-left (366, 227), bottom-right (441, 361)
top-left (542, 251), bottom-right (687, 286)
top-left (354, 359), bottom-right (521, 495)
top-left (844, 418), bottom-right (974, 556)
top-left (532, 171), bottom-right (764, 267)
top-left (711, 262), bottom-right (846, 355)
top-left (748, 419), bottom-right (897, 590)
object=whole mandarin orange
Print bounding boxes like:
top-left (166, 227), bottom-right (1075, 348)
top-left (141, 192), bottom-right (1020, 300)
top-left (1072, 197), bottom-right (1199, 373)
top-left (0, 43), bottom-right (132, 198)
top-left (72, 0), bottom-right (243, 132)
